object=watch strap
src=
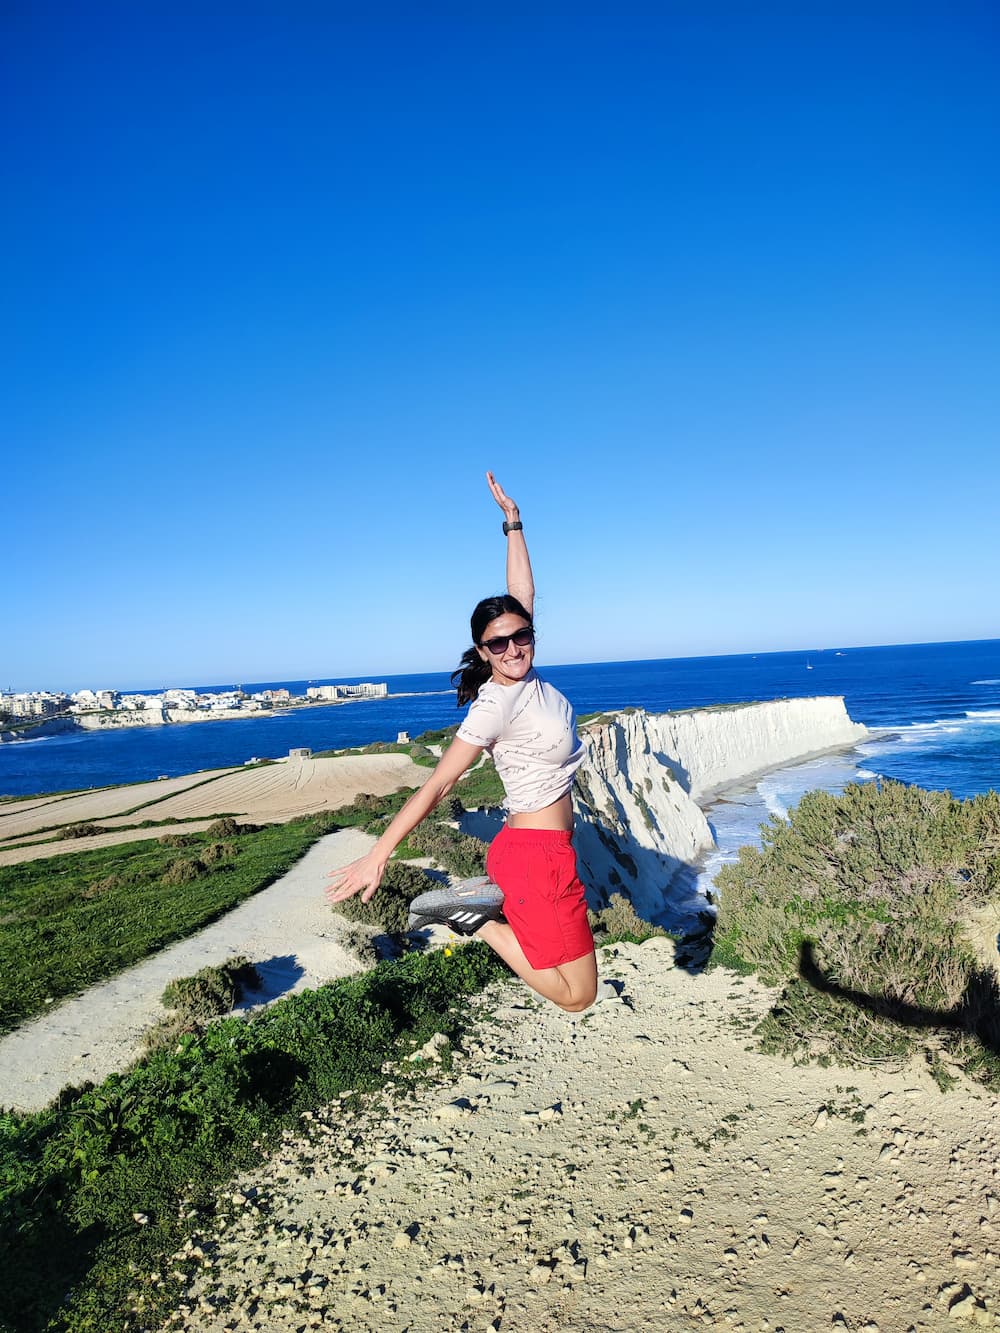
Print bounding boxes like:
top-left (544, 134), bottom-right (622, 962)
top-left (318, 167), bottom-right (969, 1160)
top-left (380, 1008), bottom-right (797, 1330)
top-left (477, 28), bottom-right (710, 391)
top-left (502, 520), bottom-right (523, 535)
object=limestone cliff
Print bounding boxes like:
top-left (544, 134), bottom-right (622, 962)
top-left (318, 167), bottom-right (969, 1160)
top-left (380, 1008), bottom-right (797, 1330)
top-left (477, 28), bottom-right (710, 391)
top-left (573, 697), bottom-right (868, 931)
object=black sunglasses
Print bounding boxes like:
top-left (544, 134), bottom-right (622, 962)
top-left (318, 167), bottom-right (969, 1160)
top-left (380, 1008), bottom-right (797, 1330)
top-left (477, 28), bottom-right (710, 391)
top-left (481, 626), bottom-right (535, 656)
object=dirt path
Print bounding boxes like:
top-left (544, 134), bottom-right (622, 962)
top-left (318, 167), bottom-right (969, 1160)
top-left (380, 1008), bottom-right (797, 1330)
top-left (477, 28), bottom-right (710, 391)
top-left (164, 939), bottom-right (1000, 1332)
top-left (0, 829), bottom-right (375, 1112)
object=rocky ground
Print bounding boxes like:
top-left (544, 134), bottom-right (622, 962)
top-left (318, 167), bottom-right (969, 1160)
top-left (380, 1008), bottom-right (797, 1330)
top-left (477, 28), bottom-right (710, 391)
top-left (156, 937), bottom-right (1000, 1333)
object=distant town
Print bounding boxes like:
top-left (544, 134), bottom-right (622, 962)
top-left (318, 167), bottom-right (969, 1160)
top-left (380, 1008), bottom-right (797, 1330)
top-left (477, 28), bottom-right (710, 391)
top-left (0, 682), bottom-right (389, 733)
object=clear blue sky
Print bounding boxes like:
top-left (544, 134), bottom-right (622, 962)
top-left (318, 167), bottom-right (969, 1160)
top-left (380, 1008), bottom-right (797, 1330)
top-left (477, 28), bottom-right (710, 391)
top-left (3, 4), bottom-right (998, 691)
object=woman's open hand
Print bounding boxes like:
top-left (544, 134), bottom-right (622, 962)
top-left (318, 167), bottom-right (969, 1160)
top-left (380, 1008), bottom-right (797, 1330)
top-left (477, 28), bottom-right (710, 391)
top-left (486, 471), bottom-right (519, 523)
top-left (324, 851), bottom-right (386, 905)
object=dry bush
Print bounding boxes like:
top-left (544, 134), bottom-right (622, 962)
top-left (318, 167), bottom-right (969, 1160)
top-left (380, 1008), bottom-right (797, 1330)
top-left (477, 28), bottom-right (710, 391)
top-left (207, 817), bottom-right (259, 838)
top-left (338, 923), bottom-right (382, 966)
top-left (332, 861), bottom-right (431, 935)
top-left (405, 823), bottom-right (487, 879)
top-left (161, 858), bottom-right (207, 887)
top-left (588, 891), bottom-right (670, 943)
top-left (64, 823), bottom-right (103, 839)
top-left (80, 873), bottom-right (126, 900)
top-left (160, 955), bottom-right (260, 1022)
top-left (712, 780), bottom-right (1000, 1084)
top-left (200, 841), bottom-right (235, 866)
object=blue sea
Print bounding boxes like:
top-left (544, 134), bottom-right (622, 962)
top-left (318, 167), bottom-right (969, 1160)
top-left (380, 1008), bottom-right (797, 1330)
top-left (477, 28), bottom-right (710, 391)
top-left (3, 641), bottom-right (999, 887)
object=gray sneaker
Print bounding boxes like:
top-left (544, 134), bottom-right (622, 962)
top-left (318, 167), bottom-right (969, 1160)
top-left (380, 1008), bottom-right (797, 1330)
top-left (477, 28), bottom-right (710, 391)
top-left (407, 877), bottom-right (505, 936)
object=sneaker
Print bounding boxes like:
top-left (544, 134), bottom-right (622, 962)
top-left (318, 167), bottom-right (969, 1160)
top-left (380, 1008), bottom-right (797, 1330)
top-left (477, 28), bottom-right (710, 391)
top-left (407, 878), bottom-right (505, 936)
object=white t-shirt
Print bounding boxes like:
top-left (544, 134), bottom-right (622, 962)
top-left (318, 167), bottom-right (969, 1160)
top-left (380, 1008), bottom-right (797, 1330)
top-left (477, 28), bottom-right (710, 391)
top-left (456, 669), bottom-right (586, 814)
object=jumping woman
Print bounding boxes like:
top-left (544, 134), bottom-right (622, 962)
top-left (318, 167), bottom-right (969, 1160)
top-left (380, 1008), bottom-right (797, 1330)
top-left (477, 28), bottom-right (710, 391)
top-left (325, 472), bottom-right (598, 1012)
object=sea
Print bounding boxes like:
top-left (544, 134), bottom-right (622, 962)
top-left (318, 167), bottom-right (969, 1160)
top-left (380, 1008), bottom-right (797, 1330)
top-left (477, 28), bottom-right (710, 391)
top-left (4, 640), bottom-right (999, 894)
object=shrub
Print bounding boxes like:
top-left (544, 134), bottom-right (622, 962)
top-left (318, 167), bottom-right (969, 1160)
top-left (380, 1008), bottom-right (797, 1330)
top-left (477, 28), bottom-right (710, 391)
top-left (588, 891), bottom-right (671, 944)
top-left (404, 823), bottom-right (488, 879)
top-left (161, 956), bottom-right (260, 1021)
top-left (712, 781), bottom-right (1000, 1082)
top-left (206, 817), bottom-right (260, 837)
top-left (80, 873), bottom-right (125, 900)
top-left (453, 759), bottom-right (505, 810)
top-left (332, 861), bottom-right (431, 934)
top-left (158, 832), bottom-right (195, 848)
top-left (161, 857), bottom-right (207, 886)
top-left (338, 923), bottom-right (383, 965)
top-left (64, 823), bottom-right (103, 839)
top-left (200, 841), bottom-right (235, 865)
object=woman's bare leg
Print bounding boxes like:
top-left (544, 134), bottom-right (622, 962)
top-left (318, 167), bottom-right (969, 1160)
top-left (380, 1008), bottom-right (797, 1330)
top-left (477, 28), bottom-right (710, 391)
top-left (476, 920), bottom-right (598, 1012)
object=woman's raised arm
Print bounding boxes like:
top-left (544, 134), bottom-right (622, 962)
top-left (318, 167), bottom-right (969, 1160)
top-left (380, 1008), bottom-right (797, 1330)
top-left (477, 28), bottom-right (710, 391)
top-left (486, 471), bottom-right (534, 617)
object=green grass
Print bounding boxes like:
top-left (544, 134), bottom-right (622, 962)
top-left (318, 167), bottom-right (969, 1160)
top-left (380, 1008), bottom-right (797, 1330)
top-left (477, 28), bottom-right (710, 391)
top-left (0, 815), bottom-right (346, 1035)
top-left (0, 942), bottom-right (510, 1333)
top-left (313, 724), bottom-right (458, 763)
top-left (452, 757), bottom-right (505, 808)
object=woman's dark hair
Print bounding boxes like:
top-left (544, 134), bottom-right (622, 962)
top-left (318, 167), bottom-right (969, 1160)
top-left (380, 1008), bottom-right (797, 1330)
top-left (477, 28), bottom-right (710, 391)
top-left (451, 594), bottom-right (533, 706)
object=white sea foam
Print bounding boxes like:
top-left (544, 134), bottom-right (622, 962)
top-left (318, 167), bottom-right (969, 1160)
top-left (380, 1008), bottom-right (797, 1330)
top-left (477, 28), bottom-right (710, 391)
top-left (695, 747), bottom-right (876, 902)
top-left (965, 709), bottom-right (1000, 719)
top-left (758, 780), bottom-right (789, 821)
top-left (972, 679), bottom-right (1000, 685)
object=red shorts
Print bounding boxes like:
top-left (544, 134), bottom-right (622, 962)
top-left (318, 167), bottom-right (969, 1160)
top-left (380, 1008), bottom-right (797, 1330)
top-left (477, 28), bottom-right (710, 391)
top-left (486, 825), bottom-right (594, 971)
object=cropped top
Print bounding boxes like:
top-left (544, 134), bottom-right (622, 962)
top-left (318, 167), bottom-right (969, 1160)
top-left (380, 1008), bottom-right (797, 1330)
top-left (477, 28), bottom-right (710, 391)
top-left (455, 669), bottom-right (586, 814)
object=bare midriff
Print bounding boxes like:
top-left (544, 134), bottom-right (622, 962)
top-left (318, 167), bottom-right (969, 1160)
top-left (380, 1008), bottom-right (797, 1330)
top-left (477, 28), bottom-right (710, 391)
top-left (506, 791), bottom-right (574, 832)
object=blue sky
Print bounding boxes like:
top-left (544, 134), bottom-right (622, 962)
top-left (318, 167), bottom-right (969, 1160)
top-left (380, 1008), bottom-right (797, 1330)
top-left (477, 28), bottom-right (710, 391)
top-left (3, 4), bottom-right (998, 690)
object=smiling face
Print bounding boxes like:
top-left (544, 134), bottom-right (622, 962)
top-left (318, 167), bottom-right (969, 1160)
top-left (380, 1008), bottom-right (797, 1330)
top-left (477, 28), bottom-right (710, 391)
top-left (476, 612), bottom-right (535, 686)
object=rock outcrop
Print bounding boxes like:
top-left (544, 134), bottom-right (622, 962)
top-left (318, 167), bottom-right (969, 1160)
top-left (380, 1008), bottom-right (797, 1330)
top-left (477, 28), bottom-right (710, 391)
top-left (573, 697), bottom-right (868, 930)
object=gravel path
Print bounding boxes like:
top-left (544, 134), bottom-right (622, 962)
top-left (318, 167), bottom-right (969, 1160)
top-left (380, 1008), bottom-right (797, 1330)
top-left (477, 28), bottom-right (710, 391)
top-left (160, 938), bottom-right (1000, 1332)
top-left (0, 828), bottom-right (375, 1111)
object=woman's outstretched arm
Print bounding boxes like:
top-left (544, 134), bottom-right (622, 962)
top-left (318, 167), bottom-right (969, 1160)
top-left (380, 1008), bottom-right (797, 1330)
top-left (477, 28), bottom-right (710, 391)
top-left (487, 471), bottom-right (534, 617)
top-left (324, 736), bottom-right (483, 904)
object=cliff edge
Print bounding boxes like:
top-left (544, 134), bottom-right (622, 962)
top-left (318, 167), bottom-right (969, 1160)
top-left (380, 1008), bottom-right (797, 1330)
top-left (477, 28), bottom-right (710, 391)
top-left (573, 696), bottom-right (868, 930)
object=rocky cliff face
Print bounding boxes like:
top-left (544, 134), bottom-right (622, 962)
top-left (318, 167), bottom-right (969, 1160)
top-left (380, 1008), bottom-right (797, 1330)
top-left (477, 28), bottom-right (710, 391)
top-left (573, 697), bottom-right (868, 931)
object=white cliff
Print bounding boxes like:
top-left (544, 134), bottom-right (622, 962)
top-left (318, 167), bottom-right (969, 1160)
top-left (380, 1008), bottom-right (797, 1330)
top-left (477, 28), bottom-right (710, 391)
top-left (573, 696), bottom-right (868, 931)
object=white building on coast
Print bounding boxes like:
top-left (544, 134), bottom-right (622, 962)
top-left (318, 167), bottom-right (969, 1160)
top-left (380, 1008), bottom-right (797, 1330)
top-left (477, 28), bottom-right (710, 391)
top-left (306, 682), bottom-right (388, 701)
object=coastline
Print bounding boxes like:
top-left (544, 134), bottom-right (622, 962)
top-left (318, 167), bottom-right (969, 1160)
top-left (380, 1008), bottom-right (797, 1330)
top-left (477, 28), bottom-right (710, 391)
top-left (0, 691), bottom-right (422, 745)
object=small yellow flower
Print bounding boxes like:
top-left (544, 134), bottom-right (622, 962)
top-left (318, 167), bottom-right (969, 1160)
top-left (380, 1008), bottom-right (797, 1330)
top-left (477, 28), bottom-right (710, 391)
top-left (444, 946), bottom-right (453, 957)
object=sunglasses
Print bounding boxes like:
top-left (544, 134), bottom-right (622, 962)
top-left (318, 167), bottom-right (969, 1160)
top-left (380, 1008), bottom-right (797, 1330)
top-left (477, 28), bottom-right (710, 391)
top-left (481, 626), bottom-right (535, 655)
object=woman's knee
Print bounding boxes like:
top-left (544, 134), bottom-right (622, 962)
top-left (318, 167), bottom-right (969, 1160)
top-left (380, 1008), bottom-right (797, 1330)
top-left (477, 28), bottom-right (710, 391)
top-left (555, 976), bottom-right (598, 1013)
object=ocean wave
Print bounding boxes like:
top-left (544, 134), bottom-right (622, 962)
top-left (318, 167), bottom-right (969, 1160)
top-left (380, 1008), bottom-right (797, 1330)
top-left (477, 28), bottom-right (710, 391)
top-left (971, 679), bottom-right (1000, 685)
top-left (965, 709), bottom-right (1000, 719)
top-left (757, 780), bottom-right (789, 821)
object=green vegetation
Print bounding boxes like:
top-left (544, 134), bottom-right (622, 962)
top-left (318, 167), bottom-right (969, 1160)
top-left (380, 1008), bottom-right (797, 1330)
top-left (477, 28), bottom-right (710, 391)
top-left (332, 860), bottom-right (432, 935)
top-left (0, 814), bottom-right (348, 1035)
top-left (313, 725), bottom-right (458, 763)
top-left (398, 822), bottom-right (488, 879)
top-left (712, 781), bottom-right (1000, 1084)
top-left (0, 943), bottom-right (509, 1333)
top-left (145, 956), bottom-right (261, 1052)
top-left (452, 756), bottom-right (505, 809)
top-left (160, 955), bottom-right (260, 1020)
top-left (588, 892), bottom-right (672, 945)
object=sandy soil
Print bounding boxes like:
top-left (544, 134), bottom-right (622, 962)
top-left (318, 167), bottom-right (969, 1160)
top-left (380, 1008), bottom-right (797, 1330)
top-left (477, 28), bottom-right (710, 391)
top-left (160, 939), bottom-right (1000, 1333)
top-left (0, 829), bottom-right (377, 1111)
top-left (0, 768), bottom-right (241, 840)
top-left (0, 754), bottom-right (428, 866)
top-left (95, 754), bottom-right (429, 826)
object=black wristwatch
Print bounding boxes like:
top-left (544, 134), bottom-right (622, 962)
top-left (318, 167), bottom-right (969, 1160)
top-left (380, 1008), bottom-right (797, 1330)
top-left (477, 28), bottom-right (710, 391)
top-left (502, 520), bottom-right (523, 535)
